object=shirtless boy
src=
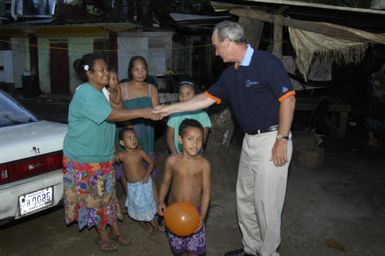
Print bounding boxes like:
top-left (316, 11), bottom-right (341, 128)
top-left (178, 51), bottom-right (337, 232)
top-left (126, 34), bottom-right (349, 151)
top-left (117, 127), bottom-right (159, 233)
top-left (158, 119), bottom-right (211, 256)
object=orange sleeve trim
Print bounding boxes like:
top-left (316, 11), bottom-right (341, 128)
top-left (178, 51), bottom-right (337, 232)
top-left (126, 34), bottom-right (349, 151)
top-left (204, 91), bottom-right (221, 104)
top-left (278, 90), bottom-right (296, 103)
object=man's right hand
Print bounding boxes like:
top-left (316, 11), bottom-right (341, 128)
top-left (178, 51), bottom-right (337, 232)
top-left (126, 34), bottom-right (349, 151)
top-left (143, 108), bottom-right (163, 120)
top-left (153, 105), bottom-right (171, 117)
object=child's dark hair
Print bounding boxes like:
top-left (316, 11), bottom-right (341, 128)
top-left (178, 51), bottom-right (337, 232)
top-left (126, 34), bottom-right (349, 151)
top-left (119, 126), bottom-right (135, 140)
top-left (179, 80), bottom-right (198, 94)
top-left (128, 55), bottom-right (148, 80)
top-left (73, 53), bottom-right (105, 82)
top-left (178, 119), bottom-right (204, 136)
top-left (109, 66), bottom-right (117, 73)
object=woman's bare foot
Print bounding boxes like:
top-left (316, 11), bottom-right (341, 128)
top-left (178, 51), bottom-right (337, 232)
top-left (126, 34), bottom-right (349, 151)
top-left (96, 229), bottom-right (117, 252)
top-left (110, 221), bottom-right (131, 246)
top-left (112, 234), bottom-right (131, 246)
top-left (95, 237), bottom-right (118, 252)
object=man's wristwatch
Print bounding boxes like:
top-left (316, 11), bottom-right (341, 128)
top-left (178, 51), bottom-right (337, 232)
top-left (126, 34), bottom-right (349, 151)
top-left (276, 134), bottom-right (289, 141)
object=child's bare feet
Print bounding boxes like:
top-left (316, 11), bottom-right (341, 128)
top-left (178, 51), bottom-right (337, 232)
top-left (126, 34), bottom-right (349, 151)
top-left (156, 224), bottom-right (165, 232)
top-left (139, 222), bottom-right (153, 234)
top-left (150, 218), bottom-right (164, 234)
top-left (150, 228), bottom-right (158, 236)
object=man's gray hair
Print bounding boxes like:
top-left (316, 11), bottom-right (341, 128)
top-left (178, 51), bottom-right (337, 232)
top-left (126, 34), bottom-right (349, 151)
top-left (214, 20), bottom-right (245, 43)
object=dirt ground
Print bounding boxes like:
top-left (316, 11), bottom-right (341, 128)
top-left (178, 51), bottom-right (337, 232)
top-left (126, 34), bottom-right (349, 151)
top-left (1, 97), bottom-right (385, 256)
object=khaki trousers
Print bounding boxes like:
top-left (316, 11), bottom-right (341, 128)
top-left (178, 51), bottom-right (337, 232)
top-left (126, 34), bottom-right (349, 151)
top-left (237, 131), bottom-right (292, 256)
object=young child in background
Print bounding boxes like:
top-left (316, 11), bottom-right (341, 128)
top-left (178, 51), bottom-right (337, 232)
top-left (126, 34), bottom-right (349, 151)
top-left (167, 81), bottom-right (211, 156)
top-left (102, 67), bottom-right (122, 108)
top-left (107, 67), bottom-right (123, 109)
top-left (158, 119), bottom-right (211, 256)
top-left (117, 127), bottom-right (160, 234)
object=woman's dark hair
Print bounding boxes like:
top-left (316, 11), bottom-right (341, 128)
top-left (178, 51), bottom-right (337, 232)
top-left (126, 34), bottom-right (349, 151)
top-left (178, 119), bottom-right (203, 136)
top-left (73, 53), bottom-right (105, 82)
top-left (127, 55), bottom-right (148, 80)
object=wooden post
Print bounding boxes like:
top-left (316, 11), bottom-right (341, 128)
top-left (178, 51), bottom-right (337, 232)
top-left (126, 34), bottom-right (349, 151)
top-left (273, 15), bottom-right (283, 57)
top-left (238, 16), bottom-right (264, 49)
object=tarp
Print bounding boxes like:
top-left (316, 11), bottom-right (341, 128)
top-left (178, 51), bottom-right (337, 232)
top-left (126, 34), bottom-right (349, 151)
top-left (289, 23), bottom-right (385, 81)
top-left (289, 28), bottom-right (368, 81)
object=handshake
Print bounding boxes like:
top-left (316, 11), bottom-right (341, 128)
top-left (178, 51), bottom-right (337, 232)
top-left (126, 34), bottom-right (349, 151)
top-left (147, 105), bottom-right (172, 121)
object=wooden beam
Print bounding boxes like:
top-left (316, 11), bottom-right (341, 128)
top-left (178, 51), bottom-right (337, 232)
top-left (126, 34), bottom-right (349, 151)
top-left (231, 9), bottom-right (385, 44)
top-left (273, 15), bottom-right (283, 57)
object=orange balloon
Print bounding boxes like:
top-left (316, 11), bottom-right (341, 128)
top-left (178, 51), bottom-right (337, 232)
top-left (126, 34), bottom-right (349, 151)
top-left (164, 202), bottom-right (200, 236)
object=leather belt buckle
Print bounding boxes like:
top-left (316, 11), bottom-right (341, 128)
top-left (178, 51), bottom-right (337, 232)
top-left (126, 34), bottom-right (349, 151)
top-left (247, 125), bottom-right (278, 135)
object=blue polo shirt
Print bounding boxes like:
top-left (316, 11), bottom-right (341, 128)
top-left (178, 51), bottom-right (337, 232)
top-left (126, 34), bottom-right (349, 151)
top-left (207, 46), bottom-right (294, 134)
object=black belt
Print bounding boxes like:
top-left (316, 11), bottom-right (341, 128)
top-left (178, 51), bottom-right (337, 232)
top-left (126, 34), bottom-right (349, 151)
top-left (246, 125), bottom-right (278, 135)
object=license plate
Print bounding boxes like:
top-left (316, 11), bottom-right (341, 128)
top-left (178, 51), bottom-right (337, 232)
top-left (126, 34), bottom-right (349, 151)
top-left (19, 187), bottom-right (54, 216)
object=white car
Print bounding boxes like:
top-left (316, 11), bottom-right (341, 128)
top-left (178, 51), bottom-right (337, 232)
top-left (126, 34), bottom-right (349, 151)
top-left (0, 89), bottom-right (67, 224)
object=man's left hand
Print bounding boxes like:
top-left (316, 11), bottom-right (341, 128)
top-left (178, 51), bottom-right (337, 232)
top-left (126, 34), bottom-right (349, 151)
top-left (271, 140), bottom-right (288, 167)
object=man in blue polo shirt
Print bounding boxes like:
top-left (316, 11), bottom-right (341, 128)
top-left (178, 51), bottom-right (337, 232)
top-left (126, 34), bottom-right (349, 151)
top-left (154, 20), bottom-right (296, 256)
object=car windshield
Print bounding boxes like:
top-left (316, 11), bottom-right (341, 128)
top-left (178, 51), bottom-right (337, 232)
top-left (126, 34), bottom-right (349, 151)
top-left (0, 90), bottom-right (38, 127)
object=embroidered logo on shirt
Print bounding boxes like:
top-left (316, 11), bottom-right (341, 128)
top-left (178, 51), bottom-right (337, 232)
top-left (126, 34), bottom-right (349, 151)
top-left (245, 80), bottom-right (259, 87)
top-left (282, 86), bottom-right (289, 93)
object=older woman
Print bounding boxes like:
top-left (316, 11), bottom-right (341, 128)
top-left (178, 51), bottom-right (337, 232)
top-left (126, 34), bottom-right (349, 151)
top-left (62, 53), bottom-right (160, 252)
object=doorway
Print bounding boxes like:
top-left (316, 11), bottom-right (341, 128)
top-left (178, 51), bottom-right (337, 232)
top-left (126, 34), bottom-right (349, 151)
top-left (50, 40), bottom-right (69, 95)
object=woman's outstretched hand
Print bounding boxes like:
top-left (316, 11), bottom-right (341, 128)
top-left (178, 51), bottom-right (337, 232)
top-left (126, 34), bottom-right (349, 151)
top-left (144, 108), bottom-right (163, 120)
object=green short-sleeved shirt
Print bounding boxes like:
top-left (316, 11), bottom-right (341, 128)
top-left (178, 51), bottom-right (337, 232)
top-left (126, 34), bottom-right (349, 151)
top-left (63, 83), bottom-right (115, 163)
top-left (167, 110), bottom-right (212, 153)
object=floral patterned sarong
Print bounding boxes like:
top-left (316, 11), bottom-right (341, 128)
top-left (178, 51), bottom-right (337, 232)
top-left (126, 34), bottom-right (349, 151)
top-left (63, 156), bottom-right (121, 230)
